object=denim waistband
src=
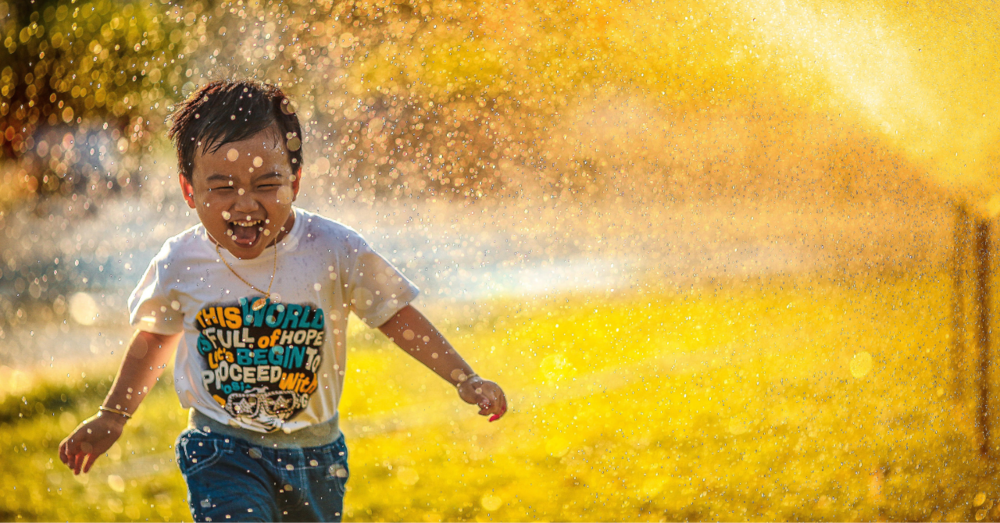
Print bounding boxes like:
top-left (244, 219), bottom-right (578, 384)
top-left (188, 408), bottom-right (342, 449)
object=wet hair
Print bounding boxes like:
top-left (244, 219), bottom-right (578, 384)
top-left (167, 80), bottom-right (302, 181)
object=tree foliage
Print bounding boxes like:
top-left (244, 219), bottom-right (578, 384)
top-left (0, 0), bottom-right (194, 209)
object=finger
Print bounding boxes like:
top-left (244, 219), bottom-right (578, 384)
top-left (489, 391), bottom-right (508, 422)
top-left (58, 440), bottom-right (69, 465)
top-left (481, 390), bottom-right (499, 420)
top-left (488, 399), bottom-right (504, 421)
top-left (486, 394), bottom-right (502, 414)
top-left (476, 388), bottom-right (492, 411)
top-left (83, 453), bottom-right (97, 474)
top-left (72, 453), bottom-right (84, 475)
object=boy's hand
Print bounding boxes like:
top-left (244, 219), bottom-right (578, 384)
top-left (58, 411), bottom-right (127, 474)
top-left (379, 306), bottom-right (507, 421)
top-left (457, 377), bottom-right (508, 422)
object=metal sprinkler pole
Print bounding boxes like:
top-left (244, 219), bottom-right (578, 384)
top-left (976, 218), bottom-right (992, 456)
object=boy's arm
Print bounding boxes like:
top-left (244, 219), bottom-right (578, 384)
top-left (58, 329), bottom-right (182, 474)
top-left (378, 305), bottom-right (508, 421)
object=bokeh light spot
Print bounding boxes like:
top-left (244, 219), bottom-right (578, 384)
top-left (850, 351), bottom-right (873, 378)
top-left (68, 292), bottom-right (98, 325)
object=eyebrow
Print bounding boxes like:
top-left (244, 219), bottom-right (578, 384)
top-left (205, 174), bottom-right (233, 184)
top-left (205, 172), bottom-right (284, 184)
top-left (253, 172), bottom-right (283, 182)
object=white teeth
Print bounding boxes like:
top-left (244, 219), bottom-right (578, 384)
top-left (233, 220), bottom-right (260, 227)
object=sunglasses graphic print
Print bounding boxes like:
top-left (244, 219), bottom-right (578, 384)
top-left (194, 297), bottom-right (326, 432)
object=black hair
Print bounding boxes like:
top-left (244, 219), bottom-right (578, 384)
top-left (167, 80), bottom-right (303, 181)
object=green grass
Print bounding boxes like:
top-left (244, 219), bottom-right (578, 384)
top-left (2, 271), bottom-right (996, 521)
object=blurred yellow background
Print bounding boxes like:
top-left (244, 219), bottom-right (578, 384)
top-left (1, 0), bottom-right (998, 520)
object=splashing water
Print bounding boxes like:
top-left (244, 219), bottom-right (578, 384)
top-left (732, 0), bottom-right (1000, 211)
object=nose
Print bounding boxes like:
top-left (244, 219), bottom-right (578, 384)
top-left (232, 188), bottom-right (260, 214)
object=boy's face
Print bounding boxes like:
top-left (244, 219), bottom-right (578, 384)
top-left (179, 127), bottom-right (301, 260)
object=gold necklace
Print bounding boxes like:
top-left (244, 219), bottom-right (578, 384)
top-left (215, 241), bottom-right (278, 311)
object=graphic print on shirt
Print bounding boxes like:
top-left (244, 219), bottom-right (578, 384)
top-left (195, 297), bottom-right (325, 431)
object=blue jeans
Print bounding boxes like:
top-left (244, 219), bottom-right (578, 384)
top-left (175, 428), bottom-right (350, 522)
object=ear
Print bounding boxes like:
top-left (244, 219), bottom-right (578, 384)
top-left (179, 174), bottom-right (197, 209)
top-left (291, 167), bottom-right (302, 201)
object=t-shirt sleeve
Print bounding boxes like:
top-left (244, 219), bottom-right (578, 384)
top-left (128, 242), bottom-right (185, 335)
top-left (346, 235), bottom-right (420, 328)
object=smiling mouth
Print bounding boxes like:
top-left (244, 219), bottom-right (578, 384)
top-left (228, 219), bottom-right (263, 247)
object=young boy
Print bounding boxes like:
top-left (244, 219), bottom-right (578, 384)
top-left (58, 80), bottom-right (507, 522)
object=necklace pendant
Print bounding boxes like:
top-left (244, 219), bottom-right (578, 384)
top-left (251, 297), bottom-right (268, 311)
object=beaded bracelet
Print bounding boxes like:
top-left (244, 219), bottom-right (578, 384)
top-left (99, 405), bottom-right (132, 420)
top-left (456, 372), bottom-right (479, 388)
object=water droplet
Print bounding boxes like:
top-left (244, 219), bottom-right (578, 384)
top-left (396, 467), bottom-right (419, 485)
top-left (481, 494), bottom-right (502, 511)
top-left (226, 148), bottom-right (239, 162)
top-left (253, 156), bottom-right (263, 168)
top-left (545, 436), bottom-right (571, 458)
top-left (68, 293), bottom-right (99, 325)
top-left (850, 352), bottom-right (873, 378)
top-left (728, 418), bottom-right (750, 435)
top-left (107, 474), bottom-right (125, 493)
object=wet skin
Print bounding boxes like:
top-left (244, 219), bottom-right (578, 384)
top-left (179, 127), bottom-right (301, 259)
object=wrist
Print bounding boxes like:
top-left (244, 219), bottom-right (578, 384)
top-left (98, 405), bottom-right (132, 424)
top-left (454, 371), bottom-right (480, 389)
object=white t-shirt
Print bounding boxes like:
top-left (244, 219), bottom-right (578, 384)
top-left (128, 208), bottom-right (419, 434)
